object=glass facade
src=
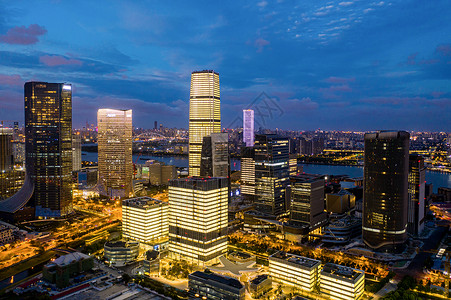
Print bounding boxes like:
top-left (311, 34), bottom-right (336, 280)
top-left (363, 131), bottom-right (410, 251)
top-left (243, 109), bottom-right (254, 147)
top-left (25, 82), bottom-right (73, 217)
top-left (97, 109), bottom-right (133, 198)
top-left (0, 128), bottom-right (13, 171)
top-left (189, 70), bottom-right (221, 177)
top-left (240, 147), bottom-right (255, 198)
top-left (254, 134), bottom-right (289, 217)
top-left (407, 154), bottom-right (425, 236)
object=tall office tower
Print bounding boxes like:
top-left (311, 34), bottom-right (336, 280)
top-left (72, 135), bottom-right (82, 172)
top-left (97, 109), bottom-right (133, 198)
top-left (243, 109), bottom-right (254, 147)
top-left (189, 70), bottom-right (221, 177)
top-left (407, 155), bottom-right (425, 236)
top-left (200, 133), bottom-right (229, 178)
top-left (254, 134), bottom-right (289, 217)
top-left (12, 142), bottom-right (25, 165)
top-left (289, 154), bottom-right (298, 176)
top-left (154, 121), bottom-right (157, 130)
top-left (363, 131), bottom-right (410, 251)
top-left (240, 147), bottom-right (255, 200)
top-left (25, 82), bottom-right (73, 217)
top-left (168, 177), bottom-right (228, 266)
top-left (289, 174), bottom-right (327, 234)
top-left (0, 128), bottom-right (13, 171)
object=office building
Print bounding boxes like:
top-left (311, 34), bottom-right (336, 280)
top-left (0, 225), bottom-right (14, 245)
top-left (122, 197), bottom-right (168, 244)
top-left (168, 177), bottom-right (228, 266)
top-left (269, 251), bottom-right (321, 292)
top-left (188, 70), bottom-right (221, 177)
top-left (154, 121), bottom-right (158, 130)
top-left (289, 154), bottom-right (298, 176)
top-left (97, 109), bottom-right (133, 198)
top-left (25, 82), bottom-right (73, 217)
top-left (407, 155), bottom-right (425, 236)
top-left (72, 135), bottom-right (82, 172)
top-left (0, 169), bottom-right (25, 200)
top-left (249, 274), bottom-right (272, 298)
top-left (240, 147), bottom-right (255, 199)
top-left (243, 109), bottom-right (254, 147)
top-left (363, 131), bottom-right (410, 251)
top-left (12, 142), bottom-right (25, 165)
top-left (254, 134), bottom-right (289, 217)
top-left (104, 240), bottom-right (139, 266)
top-left (321, 216), bottom-right (362, 245)
top-left (146, 160), bottom-right (176, 185)
top-left (200, 132), bottom-right (229, 178)
top-left (188, 271), bottom-right (245, 300)
top-left (289, 174), bottom-right (327, 233)
top-left (326, 189), bottom-right (356, 214)
top-left (320, 263), bottom-right (365, 300)
top-left (43, 252), bottom-right (94, 288)
top-left (0, 128), bottom-right (13, 171)
top-left (298, 137), bottom-right (324, 156)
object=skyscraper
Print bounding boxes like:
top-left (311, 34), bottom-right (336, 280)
top-left (243, 109), bottom-right (254, 147)
top-left (168, 177), bottom-right (228, 266)
top-left (240, 146), bottom-right (255, 200)
top-left (97, 109), bottom-right (133, 198)
top-left (363, 131), bottom-right (410, 251)
top-left (25, 82), bottom-right (73, 217)
top-left (189, 70), bottom-right (221, 177)
top-left (200, 133), bottom-right (229, 178)
top-left (407, 154), bottom-right (425, 236)
top-left (0, 128), bottom-right (13, 171)
top-left (254, 134), bottom-right (289, 217)
top-left (72, 135), bottom-right (82, 172)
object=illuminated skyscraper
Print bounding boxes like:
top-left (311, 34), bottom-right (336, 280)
top-left (0, 128), bottom-right (13, 171)
top-left (363, 131), bottom-right (409, 251)
top-left (189, 70), bottom-right (221, 177)
top-left (407, 154), bottom-right (425, 236)
top-left (25, 82), bottom-right (73, 217)
top-left (240, 147), bottom-right (255, 200)
top-left (243, 109), bottom-right (254, 147)
top-left (72, 135), bottom-right (82, 172)
top-left (97, 109), bottom-right (133, 198)
top-left (200, 133), bottom-right (229, 178)
top-left (168, 177), bottom-right (228, 266)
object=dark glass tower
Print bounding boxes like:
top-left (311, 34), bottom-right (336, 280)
top-left (363, 131), bottom-right (409, 251)
top-left (254, 134), bottom-right (289, 217)
top-left (407, 154), bottom-right (425, 236)
top-left (25, 82), bottom-right (73, 217)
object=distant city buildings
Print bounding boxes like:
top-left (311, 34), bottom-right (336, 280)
top-left (188, 70), bottom-right (221, 177)
top-left (407, 154), bottom-right (426, 236)
top-left (363, 131), bottom-right (410, 251)
top-left (97, 109), bottom-right (133, 198)
top-left (254, 134), bottom-right (289, 217)
top-left (243, 109), bottom-right (254, 147)
top-left (122, 197), bottom-right (168, 244)
top-left (72, 135), bottom-right (82, 172)
top-left (168, 177), bottom-right (228, 266)
top-left (146, 160), bottom-right (176, 185)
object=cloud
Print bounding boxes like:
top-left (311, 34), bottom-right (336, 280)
top-left (436, 44), bottom-right (451, 56)
top-left (39, 55), bottom-right (83, 67)
top-left (339, 2), bottom-right (354, 6)
top-left (325, 76), bottom-right (355, 84)
top-left (255, 38), bottom-right (270, 52)
top-left (285, 97), bottom-right (319, 110)
top-left (0, 24), bottom-right (47, 45)
top-left (257, 1), bottom-right (268, 8)
top-left (0, 74), bottom-right (23, 86)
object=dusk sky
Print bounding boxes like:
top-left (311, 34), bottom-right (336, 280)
top-left (0, 0), bottom-right (450, 131)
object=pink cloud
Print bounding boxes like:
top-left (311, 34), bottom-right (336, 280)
top-left (0, 74), bottom-right (23, 86)
top-left (0, 24), bottom-right (47, 45)
top-left (40, 55), bottom-right (83, 67)
top-left (325, 76), bottom-right (355, 84)
top-left (436, 44), bottom-right (451, 56)
top-left (255, 38), bottom-right (270, 52)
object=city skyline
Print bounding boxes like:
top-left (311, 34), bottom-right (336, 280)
top-left (0, 1), bottom-right (450, 131)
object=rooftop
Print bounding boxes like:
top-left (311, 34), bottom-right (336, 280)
top-left (190, 271), bottom-right (243, 290)
top-left (122, 197), bottom-right (166, 209)
top-left (250, 274), bottom-right (270, 285)
top-left (270, 251), bottom-right (320, 269)
top-left (47, 252), bottom-right (90, 267)
top-left (321, 263), bottom-right (364, 281)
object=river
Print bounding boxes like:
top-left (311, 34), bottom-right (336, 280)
top-left (82, 152), bottom-right (451, 192)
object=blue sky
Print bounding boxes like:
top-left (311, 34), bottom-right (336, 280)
top-left (0, 0), bottom-right (450, 131)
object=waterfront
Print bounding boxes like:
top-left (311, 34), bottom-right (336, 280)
top-left (82, 152), bottom-right (451, 192)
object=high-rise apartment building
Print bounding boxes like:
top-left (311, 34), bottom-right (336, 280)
top-left (72, 135), bottom-right (82, 172)
top-left (407, 154), bottom-right (425, 236)
top-left (254, 134), bottom-right (289, 217)
top-left (97, 109), bottom-right (133, 198)
top-left (0, 128), bottom-right (13, 171)
top-left (363, 131), bottom-right (410, 251)
top-left (25, 82), bottom-right (73, 217)
top-left (168, 177), bottom-right (228, 266)
top-left (240, 147), bottom-right (255, 200)
top-left (200, 133), bottom-right (229, 178)
top-left (189, 70), bottom-right (221, 177)
top-left (243, 109), bottom-right (254, 147)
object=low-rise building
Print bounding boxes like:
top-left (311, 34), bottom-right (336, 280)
top-left (104, 240), bottom-right (139, 266)
top-left (321, 216), bottom-right (362, 245)
top-left (326, 190), bottom-right (356, 214)
top-left (269, 251), bottom-right (321, 292)
top-left (0, 225), bottom-right (14, 245)
top-left (188, 270), bottom-right (245, 300)
top-left (43, 252), bottom-right (94, 288)
top-left (320, 263), bottom-right (365, 300)
top-left (249, 274), bottom-right (272, 298)
top-left (143, 250), bottom-right (160, 276)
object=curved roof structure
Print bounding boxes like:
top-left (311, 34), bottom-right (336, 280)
top-left (0, 175), bottom-right (34, 213)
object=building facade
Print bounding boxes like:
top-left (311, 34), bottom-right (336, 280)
top-left (25, 82), bottom-right (73, 217)
top-left (97, 109), bottom-right (133, 198)
top-left (200, 132), bottom-right (229, 178)
top-left (254, 134), bottom-right (289, 217)
top-left (363, 131), bottom-right (410, 251)
top-left (0, 128), bottom-right (13, 171)
top-left (188, 271), bottom-right (245, 300)
top-left (168, 177), bottom-right (228, 266)
top-left (240, 147), bottom-right (255, 199)
top-left (320, 263), bottom-right (365, 300)
top-left (243, 109), bottom-right (254, 147)
top-left (407, 154), bottom-right (425, 236)
top-left (188, 70), bottom-right (221, 177)
top-left (72, 134), bottom-right (82, 172)
top-left (104, 240), bottom-right (139, 266)
top-left (122, 197), bottom-right (168, 244)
